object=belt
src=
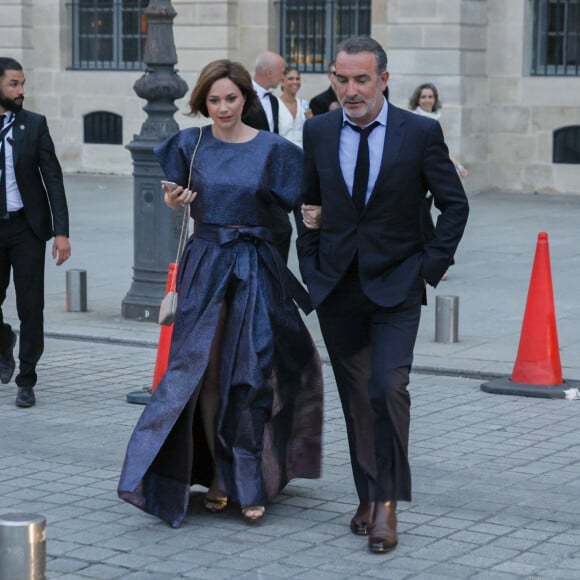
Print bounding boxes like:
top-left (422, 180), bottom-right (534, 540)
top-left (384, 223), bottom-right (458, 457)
top-left (194, 223), bottom-right (313, 314)
top-left (0, 208), bottom-right (25, 220)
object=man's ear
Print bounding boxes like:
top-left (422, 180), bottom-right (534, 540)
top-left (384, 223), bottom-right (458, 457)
top-left (381, 71), bottom-right (390, 92)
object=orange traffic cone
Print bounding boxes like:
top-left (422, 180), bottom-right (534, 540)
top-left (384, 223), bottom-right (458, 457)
top-left (151, 262), bottom-right (178, 393)
top-left (511, 232), bottom-right (562, 385)
top-left (481, 232), bottom-right (580, 399)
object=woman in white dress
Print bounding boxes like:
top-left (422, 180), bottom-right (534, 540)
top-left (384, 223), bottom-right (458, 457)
top-left (277, 66), bottom-right (312, 148)
top-left (409, 82), bottom-right (467, 280)
top-left (409, 83), bottom-right (467, 178)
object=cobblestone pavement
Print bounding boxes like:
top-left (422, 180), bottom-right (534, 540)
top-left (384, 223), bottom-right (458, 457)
top-left (2, 338), bottom-right (580, 579)
top-left (2, 175), bottom-right (580, 578)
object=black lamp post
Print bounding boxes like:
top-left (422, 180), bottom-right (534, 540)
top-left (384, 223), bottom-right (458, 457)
top-left (122, 0), bottom-right (188, 322)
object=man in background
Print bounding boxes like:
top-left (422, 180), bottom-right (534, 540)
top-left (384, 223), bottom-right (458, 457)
top-left (244, 51), bottom-right (285, 132)
top-left (309, 61), bottom-right (339, 115)
top-left (243, 51), bottom-right (293, 263)
top-left (0, 57), bottom-right (71, 408)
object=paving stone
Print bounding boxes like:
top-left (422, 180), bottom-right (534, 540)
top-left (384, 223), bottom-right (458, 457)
top-left (74, 564), bottom-right (131, 579)
top-left (540, 569), bottom-right (580, 580)
top-left (471, 571), bottom-right (521, 580)
top-left (410, 562), bottom-right (480, 579)
top-left (2, 330), bottom-right (580, 578)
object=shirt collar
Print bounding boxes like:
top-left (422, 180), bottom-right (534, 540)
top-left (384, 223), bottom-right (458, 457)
top-left (342, 97), bottom-right (388, 129)
top-left (252, 80), bottom-right (270, 100)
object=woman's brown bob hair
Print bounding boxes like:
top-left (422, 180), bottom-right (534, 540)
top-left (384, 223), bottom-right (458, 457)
top-left (188, 59), bottom-right (260, 118)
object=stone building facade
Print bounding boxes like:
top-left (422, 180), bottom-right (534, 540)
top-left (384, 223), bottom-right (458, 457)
top-left (1, 0), bottom-right (578, 194)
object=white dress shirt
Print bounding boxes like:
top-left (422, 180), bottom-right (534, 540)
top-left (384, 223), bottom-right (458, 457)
top-left (1, 112), bottom-right (23, 211)
top-left (252, 80), bottom-right (275, 132)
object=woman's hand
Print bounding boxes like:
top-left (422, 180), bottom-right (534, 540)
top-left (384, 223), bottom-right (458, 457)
top-left (162, 182), bottom-right (198, 210)
top-left (301, 204), bottom-right (322, 230)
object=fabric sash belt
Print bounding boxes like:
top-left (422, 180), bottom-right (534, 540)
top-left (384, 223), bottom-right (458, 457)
top-left (194, 222), bottom-right (312, 314)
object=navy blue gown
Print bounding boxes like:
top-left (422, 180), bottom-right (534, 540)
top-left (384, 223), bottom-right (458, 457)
top-left (118, 126), bottom-right (323, 528)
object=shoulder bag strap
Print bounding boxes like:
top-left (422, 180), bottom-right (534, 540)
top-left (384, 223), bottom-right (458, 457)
top-left (174, 126), bottom-right (203, 263)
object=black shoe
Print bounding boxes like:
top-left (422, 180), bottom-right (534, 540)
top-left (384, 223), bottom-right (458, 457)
top-left (0, 332), bottom-right (16, 384)
top-left (16, 386), bottom-right (36, 408)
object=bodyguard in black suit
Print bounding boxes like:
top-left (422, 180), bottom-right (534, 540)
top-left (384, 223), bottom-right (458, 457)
top-left (308, 61), bottom-right (339, 116)
top-left (309, 86), bottom-right (338, 116)
top-left (0, 58), bottom-right (71, 408)
top-left (242, 51), bottom-right (293, 263)
top-left (297, 37), bottom-right (469, 553)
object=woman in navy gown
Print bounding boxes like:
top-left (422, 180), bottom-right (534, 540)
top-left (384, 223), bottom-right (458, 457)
top-left (118, 59), bottom-right (323, 527)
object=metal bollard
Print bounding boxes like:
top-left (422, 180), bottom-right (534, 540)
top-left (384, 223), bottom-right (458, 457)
top-left (0, 513), bottom-right (46, 580)
top-left (66, 269), bottom-right (87, 312)
top-left (435, 295), bottom-right (459, 343)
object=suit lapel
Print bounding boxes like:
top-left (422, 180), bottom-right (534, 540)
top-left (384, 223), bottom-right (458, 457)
top-left (366, 104), bottom-right (405, 209)
top-left (323, 112), bottom-right (351, 198)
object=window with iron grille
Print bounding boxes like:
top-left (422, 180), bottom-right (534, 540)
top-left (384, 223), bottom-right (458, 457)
top-left (84, 111), bottom-right (123, 144)
top-left (553, 126), bottom-right (580, 163)
top-left (532, 0), bottom-right (580, 75)
top-left (69, 0), bottom-right (147, 70)
top-left (278, 0), bottom-right (371, 73)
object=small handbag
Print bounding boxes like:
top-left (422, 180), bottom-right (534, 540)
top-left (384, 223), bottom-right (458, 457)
top-left (158, 127), bottom-right (203, 326)
top-left (158, 285), bottom-right (179, 326)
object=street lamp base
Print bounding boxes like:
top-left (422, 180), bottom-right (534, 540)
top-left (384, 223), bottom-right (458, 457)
top-left (122, 292), bottom-right (161, 323)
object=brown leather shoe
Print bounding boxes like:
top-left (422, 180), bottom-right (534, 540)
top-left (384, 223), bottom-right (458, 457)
top-left (350, 502), bottom-right (375, 536)
top-left (368, 501), bottom-right (397, 553)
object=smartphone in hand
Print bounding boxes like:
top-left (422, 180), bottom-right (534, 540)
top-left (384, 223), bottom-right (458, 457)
top-left (161, 180), bottom-right (179, 189)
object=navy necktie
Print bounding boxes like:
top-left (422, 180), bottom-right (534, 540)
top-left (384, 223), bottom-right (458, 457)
top-left (350, 121), bottom-right (380, 213)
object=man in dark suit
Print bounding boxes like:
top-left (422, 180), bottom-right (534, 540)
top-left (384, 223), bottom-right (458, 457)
top-left (242, 51), bottom-right (294, 263)
top-left (308, 61), bottom-right (339, 116)
top-left (297, 37), bottom-right (469, 554)
top-left (0, 57), bottom-right (71, 408)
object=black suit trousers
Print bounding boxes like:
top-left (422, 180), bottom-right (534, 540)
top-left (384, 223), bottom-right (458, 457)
top-left (0, 213), bottom-right (45, 385)
top-left (270, 208), bottom-right (292, 263)
top-left (316, 259), bottom-right (423, 502)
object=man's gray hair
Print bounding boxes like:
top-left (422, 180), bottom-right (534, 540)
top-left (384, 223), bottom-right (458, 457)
top-left (335, 36), bottom-right (388, 75)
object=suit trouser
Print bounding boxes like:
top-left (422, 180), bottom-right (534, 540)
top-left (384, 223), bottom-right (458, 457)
top-left (316, 261), bottom-right (423, 502)
top-left (0, 212), bottom-right (45, 386)
top-left (270, 206), bottom-right (292, 264)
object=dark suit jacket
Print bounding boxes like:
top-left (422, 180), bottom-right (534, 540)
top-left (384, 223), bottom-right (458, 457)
top-left (243, 95), bottom-right (279, 133)
top-left (297, 105), bottom-right (469, 309)
top-left (243, 94), bottom-right (292, 261)
top-left (11, 109), bottom-right (69, 241)
top-left (309, 86), bottom-right (338, 116)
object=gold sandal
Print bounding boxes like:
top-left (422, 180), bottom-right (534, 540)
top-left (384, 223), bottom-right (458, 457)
top-left (204, 494), bottom-right (228, 513)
